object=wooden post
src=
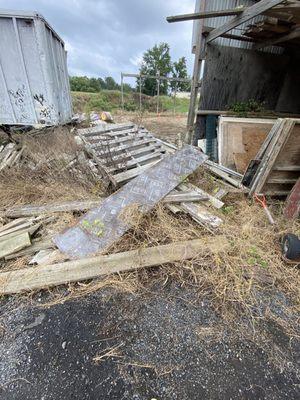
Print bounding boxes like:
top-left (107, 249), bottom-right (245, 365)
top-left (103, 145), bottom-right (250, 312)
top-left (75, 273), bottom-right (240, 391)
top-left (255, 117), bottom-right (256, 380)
top-left (139, 75), bottom-right (142, 112)
top-left (173, 85), bottom-right (177, 116)
top-left (121, 73), bottom-right (124, 111)
top-left (156, 70), bottom-right (160, 115)
top-left (186, 0), bottom-right (206, 144)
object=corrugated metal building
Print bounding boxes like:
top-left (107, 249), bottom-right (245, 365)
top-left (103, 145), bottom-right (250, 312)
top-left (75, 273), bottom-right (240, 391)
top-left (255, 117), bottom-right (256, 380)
top-left (0, 9), bottom-right (72, 126)
top-left (191, 0), bottom-right (300, 147)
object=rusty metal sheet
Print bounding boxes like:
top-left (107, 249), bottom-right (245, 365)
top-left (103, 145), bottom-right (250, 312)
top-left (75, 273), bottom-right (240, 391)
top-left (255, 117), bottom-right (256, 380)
top-left (54, 145), bottom-right (207, 259)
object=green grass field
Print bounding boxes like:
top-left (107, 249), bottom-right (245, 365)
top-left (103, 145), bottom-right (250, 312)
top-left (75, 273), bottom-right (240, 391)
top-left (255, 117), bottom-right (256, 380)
top-left (71, 90), bottom-right (189, 114)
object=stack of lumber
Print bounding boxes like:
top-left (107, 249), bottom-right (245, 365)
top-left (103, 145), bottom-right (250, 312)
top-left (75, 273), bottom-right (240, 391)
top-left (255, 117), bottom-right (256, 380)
top-left (0, 216), bottom-right (58, 260)
top-left (243, 118), bottom-right (300, 196)
top-left (0, 217), bottom-right (41, 259)
top-left (0, 143), bottom-right (22, 170)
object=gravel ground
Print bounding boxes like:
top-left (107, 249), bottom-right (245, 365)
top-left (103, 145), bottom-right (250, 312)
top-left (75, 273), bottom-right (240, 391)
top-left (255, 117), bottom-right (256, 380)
top-left (0, 284), bottom-right (299, 400)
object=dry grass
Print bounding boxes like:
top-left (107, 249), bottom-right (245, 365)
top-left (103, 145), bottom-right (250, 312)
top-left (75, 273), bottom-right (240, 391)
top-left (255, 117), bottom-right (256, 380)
top-left (0, 126), bottom-right (104, 208)
top-left (35, 199), bottom-right (300, 329)
top-left (0, 124), bottom-right (299, 330)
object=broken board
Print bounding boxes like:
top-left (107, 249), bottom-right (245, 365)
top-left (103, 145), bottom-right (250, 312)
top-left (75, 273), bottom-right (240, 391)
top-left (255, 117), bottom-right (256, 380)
top-left (54, 145), bottom-right (207, 258)
top-left (247, 119), bottom-right (300, 196)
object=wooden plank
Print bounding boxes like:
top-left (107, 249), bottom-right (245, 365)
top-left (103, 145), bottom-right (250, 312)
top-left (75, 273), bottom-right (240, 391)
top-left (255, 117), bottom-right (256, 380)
top-left (0, 218), bottom-right (29, 233)
top-left (104, 144), bottom-right (162, 166)
top-left (5, 238), bottom-right (54, 260)
top-left (248, 119), bottom-right (287, 196)
top-left (0, 237), bottom-right (229, 294)
top-left (78, 123), bottom-right (135, 136)
top-left (166, 8), bottom-right (245, 23)
top-left (187, 0), bottom-right (206, 140)
top-left (267, 178), bottom-right (297, 184)
top-left (94, 138), bottom-right (158, 157)
top-left (178, 183), bottom-right (224, 209)
top-left (273, 166), bottom-right (300, 171)
top-left (163, 192), bottom-right (209, 203)
top-left (0, 232), bottom-right (31, 259)
top-left (1, 200), bottom-right (104, 218)
top-left (113, 160), bottom-right (161, 183)
top-left (202, 25), bottom-right (256, 43)
top-left (283, 178), bottom-right (300, 220)
top-left (82, 127), bottom-right (137, 138)
top-left (254, 119), bottom-right (296, 194)
top-left (254, 27), bottom-right (300, 49)
top-left (90, 132), bottom-right (147, 148)
top-left (0, 220), bottom-right (35, 238)
top-left (179, 202), bottom-right (223, 229)
top-left (206, 0), bottom-right (286, 43)
top-left (107, 150), bottom-right (164, 173)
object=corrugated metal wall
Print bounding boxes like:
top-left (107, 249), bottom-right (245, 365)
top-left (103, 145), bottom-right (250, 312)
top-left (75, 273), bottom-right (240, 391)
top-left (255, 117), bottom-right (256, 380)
top-left (0, 10), bottom-right (72, 126)
top-left (192, 0), bottom-right (283, 54)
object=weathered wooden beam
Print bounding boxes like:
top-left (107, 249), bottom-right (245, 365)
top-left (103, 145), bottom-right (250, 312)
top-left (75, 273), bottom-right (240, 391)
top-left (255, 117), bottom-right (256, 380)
top-left (1, 200), bottom-right (104, 218)
top-left (0, 232), bottom-right (31, 259)
top-left (0, 237), bottom-right (229, 294)
top-left (163, 192), bottom-right (209, 203)
top-left (166, 8), bottom-right (245, 23)
top-left (187, 0), bottom-right (206, 141)
top-left (254, 27), bottom-right (300, 49)
top-left (203, 26), bottom-right (256, 43)
top-left (206, 0), bottom-right (286, 43)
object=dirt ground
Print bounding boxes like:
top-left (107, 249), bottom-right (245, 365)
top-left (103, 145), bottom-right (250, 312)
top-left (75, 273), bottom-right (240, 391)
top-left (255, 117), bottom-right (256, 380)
top-left (1, 284), bottom-right (299, 400)
top-left (114, 111), bottom-right (188, 144)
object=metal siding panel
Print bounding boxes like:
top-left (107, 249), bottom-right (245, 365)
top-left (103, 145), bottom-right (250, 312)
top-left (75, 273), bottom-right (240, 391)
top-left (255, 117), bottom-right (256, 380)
top-left (0, 11), bottom-right (72, 125)
top-left (0, 17), bottom-right (35, 123)
top-left (17, 18), bottom-right (52, 124)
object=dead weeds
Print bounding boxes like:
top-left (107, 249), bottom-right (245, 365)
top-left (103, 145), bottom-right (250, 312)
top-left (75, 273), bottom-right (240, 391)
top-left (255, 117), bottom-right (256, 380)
top-left (0, 127), bottom-right (104, 208)
top-left (0, 125), bottom-right (299, 334)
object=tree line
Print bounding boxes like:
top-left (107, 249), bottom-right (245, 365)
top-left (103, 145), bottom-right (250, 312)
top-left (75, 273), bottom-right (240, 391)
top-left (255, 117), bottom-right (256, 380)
top-left (69, 42), bottom-right (190, 96)
top-left (70, 76), bottom-right (132, 93)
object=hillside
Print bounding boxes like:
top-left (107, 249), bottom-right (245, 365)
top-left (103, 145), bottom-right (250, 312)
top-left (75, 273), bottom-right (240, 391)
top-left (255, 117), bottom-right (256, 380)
top-left (71, 90), bottom-right (189, 114)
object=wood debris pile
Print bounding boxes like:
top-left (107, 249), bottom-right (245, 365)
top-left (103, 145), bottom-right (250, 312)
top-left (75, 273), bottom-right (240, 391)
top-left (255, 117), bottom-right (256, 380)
top-left (0, 119), bottom-right (298, 295)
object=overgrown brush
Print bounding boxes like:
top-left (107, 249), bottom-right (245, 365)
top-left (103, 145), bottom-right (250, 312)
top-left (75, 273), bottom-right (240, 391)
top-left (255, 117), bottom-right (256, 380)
top-left (0, 126), bottom-right (104, 207)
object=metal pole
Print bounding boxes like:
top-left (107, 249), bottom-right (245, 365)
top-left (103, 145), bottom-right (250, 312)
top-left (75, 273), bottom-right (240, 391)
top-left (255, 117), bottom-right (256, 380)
top-left (156, 70), bottom-right (160, 115)
top-left (121, 73), bottom-right (124, 111)
top-left (139, 76), bottom-right (142, 112)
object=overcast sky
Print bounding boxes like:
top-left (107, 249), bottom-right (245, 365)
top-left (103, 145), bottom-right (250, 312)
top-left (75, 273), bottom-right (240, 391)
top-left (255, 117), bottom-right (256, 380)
top-left (0, 0), bottom-right (195, 84)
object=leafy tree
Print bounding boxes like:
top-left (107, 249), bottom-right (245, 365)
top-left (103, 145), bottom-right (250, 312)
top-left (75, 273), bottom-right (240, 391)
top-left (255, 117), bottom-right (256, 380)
top-left (123, 83), bottom-right (133, 93)
top-left (69, 76), bottom-right (99, 92)
top-left (139, 43), bottom-right (172, 96)
top-left (105, 76), bottom-right (120, 91)
top-left (171, 57), bottom-right (190, 92)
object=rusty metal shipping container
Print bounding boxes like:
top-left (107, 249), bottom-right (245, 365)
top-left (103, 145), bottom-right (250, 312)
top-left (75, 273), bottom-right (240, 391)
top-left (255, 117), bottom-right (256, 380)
top-left (0, 9), bottom-right (72, 126)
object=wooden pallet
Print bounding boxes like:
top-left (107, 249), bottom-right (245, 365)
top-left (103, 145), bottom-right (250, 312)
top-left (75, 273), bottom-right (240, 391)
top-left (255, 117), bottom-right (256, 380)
top-left (246, 118), bottom-right (300, 196)
top-left (78, 123), bottom-right (170, 185)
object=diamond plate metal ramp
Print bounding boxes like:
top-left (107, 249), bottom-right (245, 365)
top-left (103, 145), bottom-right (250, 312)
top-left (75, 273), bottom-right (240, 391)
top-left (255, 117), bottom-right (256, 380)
top-left (54, 145), bottom-right (207, 259)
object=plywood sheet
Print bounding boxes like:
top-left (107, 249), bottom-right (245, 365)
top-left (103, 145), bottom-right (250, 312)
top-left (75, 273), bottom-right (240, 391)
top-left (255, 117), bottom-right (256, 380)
top-left (218, 117), bottom-right (274, 171)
